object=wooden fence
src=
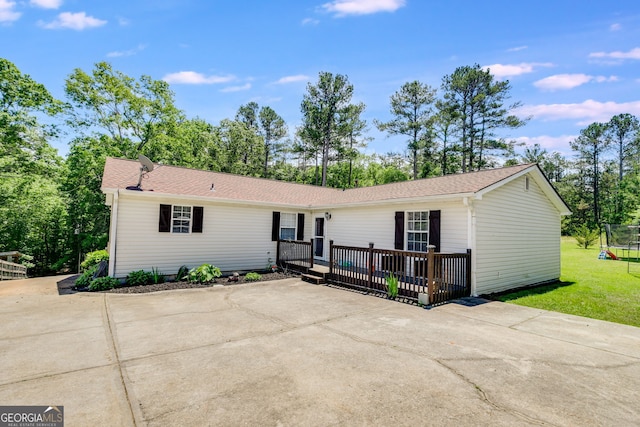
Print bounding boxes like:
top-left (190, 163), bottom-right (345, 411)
top-left (0, 260), bottom-right (27, 280)
top-left (277, 239), bottom-right (314, 272)
top-left (329, 241), bottom-right (471, 305)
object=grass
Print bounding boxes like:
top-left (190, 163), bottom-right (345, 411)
top-left (493, 236), bottom-right (640, 327)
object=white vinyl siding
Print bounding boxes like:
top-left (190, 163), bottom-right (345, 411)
top-left (318, 201), bottom-right (468, 253)
top-left (112, 194), bottom-right (308, 278)
top-left (473, 175), bottom-right (561, 295)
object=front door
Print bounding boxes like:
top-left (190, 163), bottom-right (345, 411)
top-left (314, 217), bottom-right (325, 259)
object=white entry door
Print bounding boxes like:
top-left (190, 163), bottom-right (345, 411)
top-left (314, 217), bottom-right (325, 260)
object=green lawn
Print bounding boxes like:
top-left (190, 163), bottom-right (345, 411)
top-left (493, 237), bottom-right (640, 327)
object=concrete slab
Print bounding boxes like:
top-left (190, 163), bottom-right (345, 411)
top-left (0, 274), bottom-right (73, 296)
top-left (0, 278), bottom-right (638, 426)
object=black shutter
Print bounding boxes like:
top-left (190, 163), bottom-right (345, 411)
top-left (394, 211), bottom-right (405, 250)
top-left (272, 212), bottom-right (280, 241)
top-left (192, 206), bottom-right (204, 233)
top-left (159, 204), bottom-right (171, 232)
top-left (429, 210), bottom-right (441, 252)
top-left (297, 213), bottom-right (305, 241)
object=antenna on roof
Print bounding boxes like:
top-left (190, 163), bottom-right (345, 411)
top-left (126, 154), bottom-right (155, 191)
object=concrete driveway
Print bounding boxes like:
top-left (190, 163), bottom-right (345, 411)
top-left (0, 278), bottom-right (638, 426)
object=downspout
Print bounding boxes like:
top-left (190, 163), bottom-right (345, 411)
top-left (107, 190), bottom-right (119, 277)
top-left (463, 197), bottom-right (477, 296)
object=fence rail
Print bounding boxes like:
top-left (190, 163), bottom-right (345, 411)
top-left (0, 260), bottom-right (27, 280)
top-left (329, 241), bottom-right (470, 304)
top-left (277, 239), bottom-right (314, 273)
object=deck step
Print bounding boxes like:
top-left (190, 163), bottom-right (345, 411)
top-left (302, 273), bottom-right (326, 285)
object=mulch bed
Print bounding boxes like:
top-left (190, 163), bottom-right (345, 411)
top-left (99, 271), bottom-right (299, 294)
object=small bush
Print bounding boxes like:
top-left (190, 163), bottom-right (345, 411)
top-left (385, 273), bottom-right (399, 298)
top-left (89, 276), bottom-right (120, 292)
top-left (186, 264), bottom-right (222, 283)
top-left (126, 270), bottom-right (153, 286)
top-left (151, 267), bottom-right (165, 284)
top-left (76, 264), bottom-right (99, 288)
top-left (177, 265), bottom-right (189, 281)
top-left (81, 250), bottom-right (109, 271)
top-left (245, 272), bottom-right (262, 282)
top-left (574, 224), bottom-right (600, 249)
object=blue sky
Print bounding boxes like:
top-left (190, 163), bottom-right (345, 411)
top-left (2, 0), bottom-right (640, 159)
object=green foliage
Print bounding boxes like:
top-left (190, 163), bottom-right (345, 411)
top-left (186, 264), bottom-right (222, 283)
top-left (75, 264), bottom-right (99, 288)
top-left (375, 80), bottom-right (437, 179)
top-left (245, 272), bottom-right (262, 282)
top-left (385, 273), bottom-right (399, 298)
top-left (177, 265), bottom-right (190, 281)
top-left (126, 270), bottom-right (153, 286)
top-left (151, 267), bottom-right (165, 284)
top-left (573, 225), bottom-right (600, 249)
top-left (81, 250), bottom-right (109, 271)
top-left (88, 276), bottom-right (120, 292)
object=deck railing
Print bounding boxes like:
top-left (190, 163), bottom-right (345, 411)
top-left (328, 241), bottom-right (471, 304)
top-left (276, 239), bottom-right (314, 273)
top-left (0, 260), bottom-right (28, 280)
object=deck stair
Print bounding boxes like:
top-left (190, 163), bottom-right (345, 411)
top-left (301, 265), bottom-right (329, 285)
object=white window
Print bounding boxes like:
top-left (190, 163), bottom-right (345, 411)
top-left (280, 213), bottom-right (297, 240)
top-left (407, 211), bottom-right (429, 252)
top-left (172, 205), bottom-right (192, 233)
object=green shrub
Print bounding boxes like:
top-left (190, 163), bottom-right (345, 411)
top-left (151, 267), bottom-right (165, 284)
top-left (76, 264), bottom-right (99, 288)
top-left (385, 273), bottom-right (399, 298)
top-left (186, 264), bottom-right (222, 283)
top-left (89, 276), bottom-right (120, 292)
top-left (245, 272), bottom-right (262, 282)
top-left (126, 270), bottom-right (153, 286)
top-left (574, 224), bottom-right (600, 249)
top-left (177, 265), bottom-right (189, 281)
top-left (81, 250), bottom-right (109, 271)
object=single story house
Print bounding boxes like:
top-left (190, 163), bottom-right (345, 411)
top-left (101, 158), bottom-right (571, 296)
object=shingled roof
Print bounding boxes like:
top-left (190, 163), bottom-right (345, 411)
top-left (101, 157), bottom-right (541, 208)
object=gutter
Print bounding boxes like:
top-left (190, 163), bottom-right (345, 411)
top-left (107, 190), bottom-right (119, 277)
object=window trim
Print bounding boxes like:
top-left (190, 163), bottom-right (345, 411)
top-left (406, 210), bottom-right (430, 252)
top-left (279, 212), bottom-right (297, 241)
top-left (159, 204), bottom-right (203, 234)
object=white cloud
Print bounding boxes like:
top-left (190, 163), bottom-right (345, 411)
top-left (483, 62), bottom-right (553, 79)
top-left (163, 71), bottom-right (236, 85)
top-left (301, 17), bottom-right (319, 25)
top-left (533, 74), bottom-right (617, 91)
top-left (30, 0), bottom-right (62, 9)
top-left (321, 0), bottom-right (405, 16)
top-left (0, 0), bottom-right (21, 22)
top-left (516, 100), bottom-right (640, 125)
top-left (274, 74), bottom-right (309, 84)
top-left (507, 45), bottom-right (528, 52)
top-left (514, 135), bottom-right (577, 154)
top-left (220, 83), bottom-right (251, 93)
top-left (589, 47), bottom-right (640, 60)
top-left (610, 23), bottom-right (621, 31)
top-left (39, 11), bottom-right (106, 30)
top-left (107, 44), bottom-right (146, 58)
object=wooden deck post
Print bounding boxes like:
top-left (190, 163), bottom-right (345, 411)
top-left (276, 239), bottom-right (281, 267)
top-left (466, 249), bottom-right (472, 295)
top-left (427, 246), bottom-right (435, 302)
top-left (367, 242), bottom-right (374, 288)
top-left (309, 238), bottom-right (314, 269)
top-left (329, 240), bottom-right (334, 277)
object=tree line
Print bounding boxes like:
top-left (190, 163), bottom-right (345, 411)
top-left (1, 57), bottom-right (639, 275)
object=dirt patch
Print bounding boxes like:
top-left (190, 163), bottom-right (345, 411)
top-left (101, 271), bottom-right (300, 294)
